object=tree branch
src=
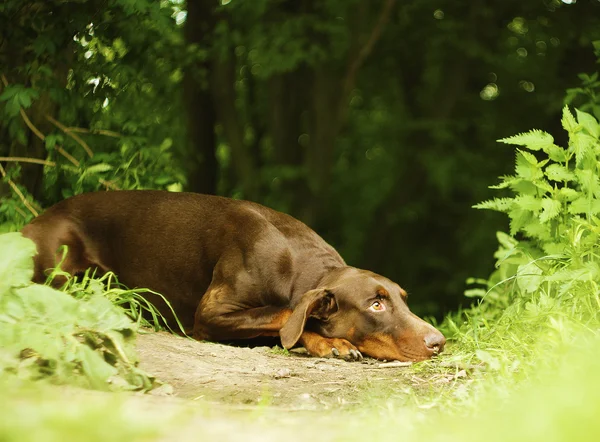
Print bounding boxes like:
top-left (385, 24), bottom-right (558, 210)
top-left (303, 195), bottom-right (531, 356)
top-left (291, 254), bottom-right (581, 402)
top-left (0, 157), bottom-right (56, 166)
top-left (65, 127), bottom-right (122, 138)
top-left (46, 114), bottom-right (94, 158)
top-left (0, 162), bottom-right (39, 217)
top-left (341, 0), bottom-right (397, 106)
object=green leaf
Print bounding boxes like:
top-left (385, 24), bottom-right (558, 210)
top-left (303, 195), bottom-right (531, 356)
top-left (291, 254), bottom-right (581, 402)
top-left (575, 169), bottom-right (600, 196)
top-left (45, 133), bottom-right (63, 150)
top-left (557, 188), bottom-right (579, 202)
top-left (488, 175), bottom-right (517, 189)
top-left (517, 262), bottom-right (543, 294)
top-left (539, 198), bottom-right (562, 223)
top-left (509, 180), bottom-right (538, 195)
top-left (473, 198), bottom-right (514, 212)
top-left (515, 150), bottom-right (543, 181)
top-left (496, 231), bottom-right (519, 250)
top-left (509, 209), bottom-right (533, 235)
top-left (0, 233), bottom-right (37, 293)
top-left (16, 284), bottom-right (79, 324)
top-left (514, 195), bottom-right (543, 212)
top-left (3, 98), bottom-right (21, 117)
top-left (545, 164), bottom-right (576, 182)
top-left (532, 179), bottom-right (553, 194)
top-left (464, 289), bottom-right (486, 298)
top-left (568, 197), bottom-right (600, 215)
top-left (85, 164), bottom-right (114, 174)
top-left (543, 144), bottom-right (568, 162)
top-left (0, 87), bottom-right (19, 101)
top-left (154, 175), bottom-right (172, 185)
top-left (561, 105), bottom-right (578, 133)
top-left (576, 109), bottom-right (600, 138)
top-left (497, 129), bottom-right (554, 151)
top-left (17, 90), bottom-right (37, 109)
top-left (517, 149), bottom-right (539, 165)
top-left (76, 345), bottom-right (118, 390)
top-left (79, 295), bottom-right (133, 333)
top-left (542, 242), bottom-right (566, 255)
top-left (523, 218), bottom-right (552, 241)
top-left (570, 132), bottom-right (596, 167)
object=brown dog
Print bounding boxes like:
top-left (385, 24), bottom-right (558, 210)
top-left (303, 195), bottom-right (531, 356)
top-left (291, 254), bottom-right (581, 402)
top-left (21, 190), bottom-right (445, 361)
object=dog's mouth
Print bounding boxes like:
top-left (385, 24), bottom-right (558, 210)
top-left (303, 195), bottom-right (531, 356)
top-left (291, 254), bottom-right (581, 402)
top-left (356, 332), bottom-right (445, 362)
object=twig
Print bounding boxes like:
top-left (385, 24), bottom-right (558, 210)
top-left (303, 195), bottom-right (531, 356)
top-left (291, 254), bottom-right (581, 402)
top-left (13, 205), bottom-right (27, 218)
top-left (66, 127), bottom-right (122, 138)
top-left (56, 146), bottom-right (80, 167)
top-left (21, 108), bottom-right (47, 142)
top-left (439, 361), bottom-right (485, 371)
top-left (98, 178), bottom-right (120, 190)
top-left (0, 163), bottom-right (39, 217)
top-left (374, 361), bottom-right (413, 368)
top-left (18, 112), bottom-right (81, 170)
top-left (46, 114), bottom-right (94, 158)
top-left (0, 156), bottom-right (56, 166)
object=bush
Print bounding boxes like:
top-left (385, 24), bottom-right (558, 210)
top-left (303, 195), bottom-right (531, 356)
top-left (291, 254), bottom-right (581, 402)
top-left (0, 232), bottom-right (154, 391)
top-left (444, 106), bottom-right (600, 371)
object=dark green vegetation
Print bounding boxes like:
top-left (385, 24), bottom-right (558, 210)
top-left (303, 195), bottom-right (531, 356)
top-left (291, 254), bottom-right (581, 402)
top-left (1, 1), bottom-right (600, 441)
top-left (3, 0), bottom-right (600, 316)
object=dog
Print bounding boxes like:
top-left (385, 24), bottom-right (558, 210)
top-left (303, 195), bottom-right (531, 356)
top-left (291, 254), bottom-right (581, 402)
top-left (21, 190), bottom-right (445, 361)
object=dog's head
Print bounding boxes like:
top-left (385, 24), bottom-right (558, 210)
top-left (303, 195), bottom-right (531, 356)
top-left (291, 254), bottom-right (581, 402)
top-left (280, 267), bottom-right (445, 361)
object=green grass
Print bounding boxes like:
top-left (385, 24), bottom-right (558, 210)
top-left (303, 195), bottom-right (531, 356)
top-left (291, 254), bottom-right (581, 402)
top-left (0, 379), bottom-right (176, 442)
top-left (269, 345), bottom-right (291, 356)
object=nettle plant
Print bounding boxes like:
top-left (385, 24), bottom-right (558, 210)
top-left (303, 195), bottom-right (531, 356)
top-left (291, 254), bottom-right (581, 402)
top-left (473, 106), bottom-right (600, 320)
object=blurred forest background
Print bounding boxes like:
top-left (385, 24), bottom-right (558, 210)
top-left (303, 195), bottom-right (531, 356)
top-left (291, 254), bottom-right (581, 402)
top-left (1, 0), bottom-right (600, 318)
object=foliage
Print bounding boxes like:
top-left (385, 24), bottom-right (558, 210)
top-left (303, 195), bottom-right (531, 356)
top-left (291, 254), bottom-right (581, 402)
top-left (0, 232), bottom-right (154, 391)
top-left (565, 41), bottom-right (600, 119)
top-left (439, 106), bottom-right (600, 376)
top-left (52, 267), bottom-right (186, 335)
top-left (0, 0), bottom-right (186, 228)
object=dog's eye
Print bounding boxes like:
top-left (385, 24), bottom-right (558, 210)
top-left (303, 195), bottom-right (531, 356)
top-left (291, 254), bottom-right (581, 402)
top-left (369, 301), bottom-right (386, 312)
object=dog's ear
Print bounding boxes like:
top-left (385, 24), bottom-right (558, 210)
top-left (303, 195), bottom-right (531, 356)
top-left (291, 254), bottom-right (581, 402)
top-left (280, 288), bottom-right (338, 349)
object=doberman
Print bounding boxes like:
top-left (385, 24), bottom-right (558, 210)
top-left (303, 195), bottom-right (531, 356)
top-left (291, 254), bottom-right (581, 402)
top-left (21, 190), bottom-right (445, 361)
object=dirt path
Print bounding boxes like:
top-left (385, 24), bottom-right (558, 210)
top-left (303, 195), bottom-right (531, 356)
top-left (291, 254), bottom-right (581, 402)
top-left (136, 331), bottom-right (427, 409)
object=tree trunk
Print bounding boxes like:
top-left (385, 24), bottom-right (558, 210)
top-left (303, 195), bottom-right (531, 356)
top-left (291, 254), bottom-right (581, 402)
top-left (182, 0), bottom-right (219, 195)
top-left (267, 67), bottom-right (311, 214)
top-left (210, 52), bottom-right (259, 200)
top-left (300, 0), bottom-right (397, 227)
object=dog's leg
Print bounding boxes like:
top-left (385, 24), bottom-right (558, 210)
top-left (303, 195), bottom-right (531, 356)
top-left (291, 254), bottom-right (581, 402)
top-left (193, 285), bottom-right (292, 341)
top-left (297, 331), bottom-right (362, 360)
top-left (22, 219), bottom-right (106, 286)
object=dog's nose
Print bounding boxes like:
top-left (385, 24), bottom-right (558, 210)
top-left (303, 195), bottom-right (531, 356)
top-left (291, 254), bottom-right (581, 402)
top-left (424, 331), bottom-right (446, 355)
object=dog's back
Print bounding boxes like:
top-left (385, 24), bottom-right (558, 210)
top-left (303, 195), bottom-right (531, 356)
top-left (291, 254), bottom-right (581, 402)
top-left (22, 191), bottom-right (344, 327)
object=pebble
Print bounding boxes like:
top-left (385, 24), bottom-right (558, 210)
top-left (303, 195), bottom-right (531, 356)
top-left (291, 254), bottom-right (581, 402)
top-left (274, 368), bottom-right (291, 379)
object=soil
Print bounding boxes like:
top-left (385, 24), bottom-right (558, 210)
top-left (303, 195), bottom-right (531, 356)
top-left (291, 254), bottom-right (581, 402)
top-left (135, 331), bottom-right (438, 409)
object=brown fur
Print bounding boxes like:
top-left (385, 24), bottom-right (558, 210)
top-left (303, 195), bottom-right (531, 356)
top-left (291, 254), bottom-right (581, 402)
top-left (21, 190), bottom-right (445, 361)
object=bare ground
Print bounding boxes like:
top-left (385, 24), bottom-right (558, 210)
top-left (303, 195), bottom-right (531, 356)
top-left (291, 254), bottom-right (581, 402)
top-left (3, 332), bottom-right (467, 442)
top-left (135, 331), bottom-right (458, 410)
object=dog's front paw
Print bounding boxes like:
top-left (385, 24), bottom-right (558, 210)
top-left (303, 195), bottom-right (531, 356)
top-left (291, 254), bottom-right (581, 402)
top-left (299, 332), bottom-right (363, 361)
